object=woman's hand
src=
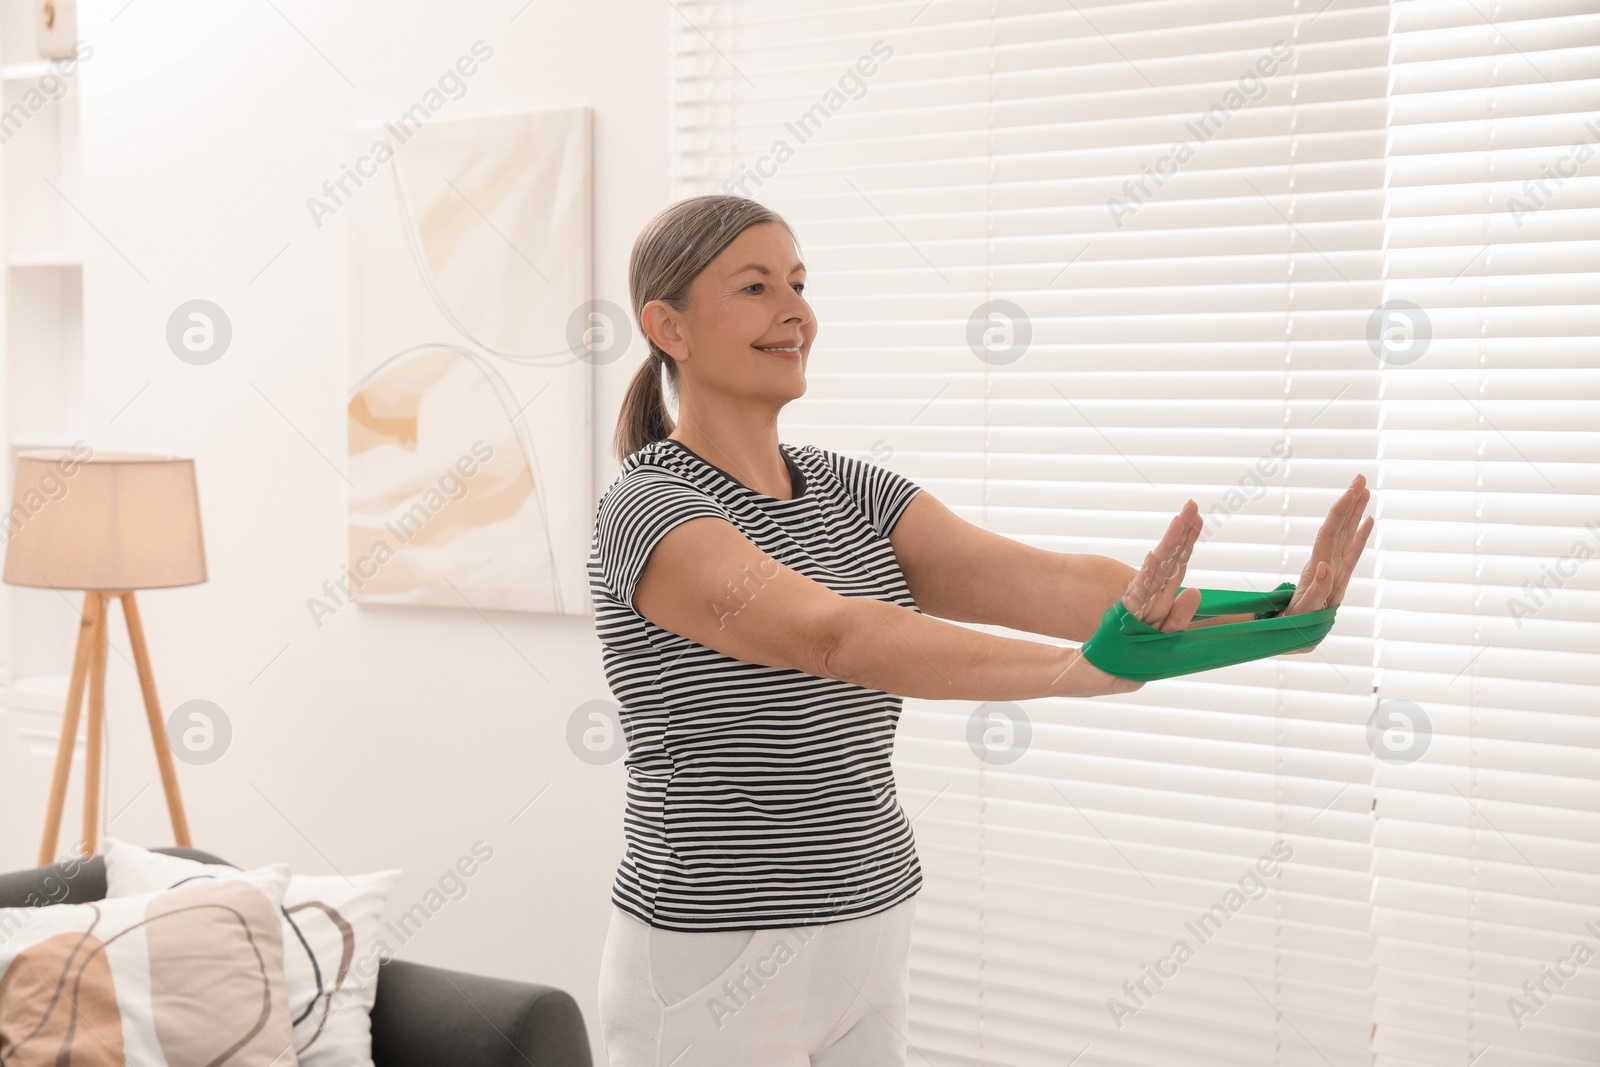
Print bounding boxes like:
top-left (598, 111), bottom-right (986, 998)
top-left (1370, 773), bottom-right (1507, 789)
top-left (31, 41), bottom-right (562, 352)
top-left (1063, 498), bottom-right (1206, 697)
top-left (1284, 474), bottom-right (1373, 616)
top-left (1077, 478), bottom-right (1374, 686)
top-left (1278, 473), bottom-right (1374, 652)
top-left (1120, 498), bottom-right (1206, 634)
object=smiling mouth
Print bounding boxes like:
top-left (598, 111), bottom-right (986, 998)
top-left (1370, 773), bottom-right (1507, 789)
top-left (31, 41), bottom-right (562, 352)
top-left (754, 345), bottom-right (801, 355)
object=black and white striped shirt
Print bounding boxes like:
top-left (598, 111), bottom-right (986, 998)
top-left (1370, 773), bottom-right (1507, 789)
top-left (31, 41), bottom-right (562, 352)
top-left (587, 437), bottom-right (925, 930)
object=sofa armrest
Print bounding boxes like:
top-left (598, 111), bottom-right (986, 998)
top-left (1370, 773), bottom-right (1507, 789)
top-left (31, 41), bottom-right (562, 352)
top-left (369, 957), bottom-right (593, 1067)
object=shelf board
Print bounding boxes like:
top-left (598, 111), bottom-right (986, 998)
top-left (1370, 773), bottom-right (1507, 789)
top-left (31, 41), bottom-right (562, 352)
top-left (10, 431), bottom-right (82, 453)
top-left (8, 255), bottom-right (82, 268)
top-left (3, 61), bottom-right (50, 81)
top-left (2, 61), bottom-right (72, 82)
top-left (2, 673), bottom-right (70, 714)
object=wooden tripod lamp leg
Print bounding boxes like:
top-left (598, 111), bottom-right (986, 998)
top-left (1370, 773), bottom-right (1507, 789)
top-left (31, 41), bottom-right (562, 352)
top-left (119, 591), bottom-right (191, 847)
top-left (38, 592), bottom-right (101, 867)
top-left (82, 593), bottom-right (109, 857)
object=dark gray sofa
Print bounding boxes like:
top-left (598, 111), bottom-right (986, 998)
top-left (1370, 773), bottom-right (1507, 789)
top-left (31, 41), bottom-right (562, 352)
top-left (0, 846), bottom-right (593, 1067)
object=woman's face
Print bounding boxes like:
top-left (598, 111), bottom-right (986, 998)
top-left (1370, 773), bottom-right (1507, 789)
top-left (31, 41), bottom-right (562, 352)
top-left (653, 221), bottom-right (816, 405)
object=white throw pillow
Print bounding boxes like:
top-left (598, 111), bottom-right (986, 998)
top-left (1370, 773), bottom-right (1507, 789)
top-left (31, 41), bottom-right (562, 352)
top-left (0, 863), bottom-right (299, 1066)
top-left (102, 838), bottom-right (400, 1067)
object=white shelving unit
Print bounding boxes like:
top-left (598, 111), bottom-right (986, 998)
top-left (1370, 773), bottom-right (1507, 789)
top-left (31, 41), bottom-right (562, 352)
top-left (1, 0), bottom-right (88, 868)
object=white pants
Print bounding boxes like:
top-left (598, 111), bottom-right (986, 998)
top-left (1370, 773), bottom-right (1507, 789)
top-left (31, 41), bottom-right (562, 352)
top-left (597, 895), bottom-right (917, 1067)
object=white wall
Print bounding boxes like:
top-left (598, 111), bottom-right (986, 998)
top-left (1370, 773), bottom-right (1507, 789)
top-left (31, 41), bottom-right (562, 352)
top-left (65, 1), bottom-right (669, 1058)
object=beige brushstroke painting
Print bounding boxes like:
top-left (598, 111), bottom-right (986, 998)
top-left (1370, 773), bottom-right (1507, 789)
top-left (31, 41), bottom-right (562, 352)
top-left (347, 108), bottom-right (592, 615)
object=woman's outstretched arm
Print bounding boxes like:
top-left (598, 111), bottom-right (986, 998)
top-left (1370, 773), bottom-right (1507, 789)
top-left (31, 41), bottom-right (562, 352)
top-left (887, 485), bottom-right (1370, 643)
top-left (630, 512), bottom-right (1143, 701)
top-left (888, 491), bottom-right (1257, 641)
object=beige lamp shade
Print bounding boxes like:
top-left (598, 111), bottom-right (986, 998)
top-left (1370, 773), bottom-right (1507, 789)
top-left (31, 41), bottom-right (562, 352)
top-left (2, 450), bottom-right (207, 591)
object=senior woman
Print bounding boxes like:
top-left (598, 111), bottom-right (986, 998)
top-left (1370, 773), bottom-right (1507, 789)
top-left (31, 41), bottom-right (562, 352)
top-left (587, 194), bottom-right (1373, 1067)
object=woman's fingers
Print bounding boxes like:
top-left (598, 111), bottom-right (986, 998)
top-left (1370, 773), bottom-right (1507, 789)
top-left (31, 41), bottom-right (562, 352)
top-left (1157, 524), bottom-right (1201, 631)
top-left (1292, 475), bottom-right (1370, 610)
top-left (1320, 480), bottom-right (1370, 607)
top-left (1309, 477), bottom-right (1361, 579)
top-left (1125, 501), bottom-right (1203, 629)
top-left (1285, 477), bottom-right (1372, 643)
top-left (1161, 585), bottom-right (1204, 633)
top-left (1124, 549), bottom-right (1163, 618)
top-left (1126, 550), bottom-right (1199, 631)
top-left (1145, 507), bottom-right (1193, 617)
top-left (1329, 513), bottom-right (1374, 607)
top-left (1285, 560), bottom-right (1331, 617)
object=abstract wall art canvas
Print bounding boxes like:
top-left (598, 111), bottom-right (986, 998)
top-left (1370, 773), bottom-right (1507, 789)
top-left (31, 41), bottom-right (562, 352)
top-left (347, 107), bottom-right (592, 616)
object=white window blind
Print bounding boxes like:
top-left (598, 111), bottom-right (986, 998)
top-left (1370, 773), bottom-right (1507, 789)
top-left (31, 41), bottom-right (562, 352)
top-left (1371, 2), bottom-right (1600, 1065)
top-left (668, 2), bottom-right (1598, 1065)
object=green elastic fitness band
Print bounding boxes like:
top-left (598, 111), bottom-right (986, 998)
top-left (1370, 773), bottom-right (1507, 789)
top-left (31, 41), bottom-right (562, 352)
top-left (1079, 581), bottom-right (1338, 683)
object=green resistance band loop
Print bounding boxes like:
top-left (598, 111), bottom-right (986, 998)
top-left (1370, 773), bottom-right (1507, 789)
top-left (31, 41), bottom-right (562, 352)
top-left (1080, 581), bottom-right (1338, 683)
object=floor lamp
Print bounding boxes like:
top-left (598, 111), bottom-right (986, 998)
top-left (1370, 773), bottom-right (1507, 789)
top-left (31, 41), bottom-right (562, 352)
top-left (2, 450), bottom-right (208, 865)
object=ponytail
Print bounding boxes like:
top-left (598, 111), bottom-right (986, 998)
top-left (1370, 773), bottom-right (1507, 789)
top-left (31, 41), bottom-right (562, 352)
top-left (611, 351), bottom-right (677, 465)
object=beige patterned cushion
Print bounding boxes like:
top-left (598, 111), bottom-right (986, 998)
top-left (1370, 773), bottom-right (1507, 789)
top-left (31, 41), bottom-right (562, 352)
top-left (0, 863), bottom-right (298, 1067)
top-left (101, 839), bottom-right (400, 1067)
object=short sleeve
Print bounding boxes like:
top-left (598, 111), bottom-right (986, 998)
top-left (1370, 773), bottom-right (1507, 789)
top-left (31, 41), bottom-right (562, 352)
top-left (817, 449), bottom-right (923, 538)
top-left (591, 468), bottom-right (728, 608)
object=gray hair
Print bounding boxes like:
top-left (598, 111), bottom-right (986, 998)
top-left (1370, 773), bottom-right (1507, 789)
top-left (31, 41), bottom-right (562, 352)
top-left (613, 195), bottom-right (794, 463)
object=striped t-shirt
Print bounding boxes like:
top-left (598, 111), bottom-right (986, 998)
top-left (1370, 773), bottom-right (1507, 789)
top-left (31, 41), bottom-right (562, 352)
top-left (587, 437), bottom-right (925, 931)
